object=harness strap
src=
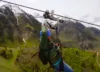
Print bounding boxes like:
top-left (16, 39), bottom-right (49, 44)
top-left (54, 59), bottom-right (61, 66)
top-left (50, 53), bottom-right (58, 62)
top-left (49, 49), bottom-right (59, 62)
top-left (50, 59), bottom-right (64, 72)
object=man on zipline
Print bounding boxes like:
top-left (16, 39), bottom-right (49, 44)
top-left (39, 11), bottom-right (73, 72)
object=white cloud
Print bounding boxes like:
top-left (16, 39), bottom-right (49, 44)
top-left (27, 0), bottom-right (37, 2)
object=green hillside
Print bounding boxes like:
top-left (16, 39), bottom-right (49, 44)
top-left (0, 4), bottom-right (100, 72)
top-left (0, 47), bottom-right (100, 72)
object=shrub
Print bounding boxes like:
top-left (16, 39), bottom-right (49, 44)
top-left (0, 47), bottom-right (13, 59)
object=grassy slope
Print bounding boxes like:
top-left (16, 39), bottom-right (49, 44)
top-left (98, 53), bottom-right (100, 66)
top-left (0, 48), bottom-right (22, 72)
top-left (0, 44), bottom-right (100, 72)
top-left (15, 47), bottom-right (100, 72)
top-left (0, 38), bottom-right (39, 72)
top-left (63, 48), bottom-right (100, 72)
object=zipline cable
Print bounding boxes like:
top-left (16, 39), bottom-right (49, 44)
top-left (1, 0), bottom-right (100, 27)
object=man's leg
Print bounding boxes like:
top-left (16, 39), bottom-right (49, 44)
top-left (63, 62), bottom-right (73, 72)
top-left (54, 61), bottom-right (73, 72)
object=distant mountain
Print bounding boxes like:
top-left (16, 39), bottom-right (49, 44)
top-left (87, 27), bottom-right (100, 37)
top-left (0, 5), bottom-right (41, 47)
top-left (56, 21), bottom-right (100, 50)
top-left (0, 4), bottom-right (100, 50)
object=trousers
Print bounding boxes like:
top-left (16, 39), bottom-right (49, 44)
top-left (54, 61), bottom-right (73, 72)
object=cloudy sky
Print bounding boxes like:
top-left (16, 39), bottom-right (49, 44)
top-left (0, 0), bottom-right (100, 28)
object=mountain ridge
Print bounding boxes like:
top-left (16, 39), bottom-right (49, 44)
top-left (0, 4), bottom-right (100, 50)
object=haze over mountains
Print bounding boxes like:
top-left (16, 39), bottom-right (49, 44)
top-left (0, 4), bottom-right (100, 50)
